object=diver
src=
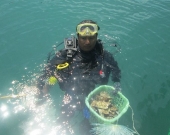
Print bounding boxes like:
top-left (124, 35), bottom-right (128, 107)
top-left (36, 20), bottom-right (121, 135)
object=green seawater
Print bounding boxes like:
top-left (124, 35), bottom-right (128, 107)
top-left (0, 0), bottom-right (170, 135)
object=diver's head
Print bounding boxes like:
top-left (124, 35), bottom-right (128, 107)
top-left (76, 20), bottom-right (100, 52)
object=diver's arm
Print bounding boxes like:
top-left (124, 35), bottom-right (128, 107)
top-left (36, 50), bottom-right (67, 95)
top-left (35, 60), bottom-right (56, 105)
top-left (104, 50), bottom-right (121, 82)
top-left (35, 70), bottom-right (52, 101)
top-left (36, 57), bottom-right (57, 97)
top-left (104, 50), bottom-right (121, 92)
top-left (42, 83), bottom-right (51, 95)
top-left (110, 58), bottom-right (121, 92)
top-left (111, 60), bottom-right (121, 83)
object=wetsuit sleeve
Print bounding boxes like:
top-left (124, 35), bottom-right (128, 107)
top-left (36, 57), bottom-right (56, 90)
top-left (104, 50), bottom-right (121, 82)
top-left (36, 50), bottom-right (67, 90)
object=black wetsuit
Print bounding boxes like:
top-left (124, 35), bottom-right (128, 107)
top-left (37, 39), bottom-right (121, 134)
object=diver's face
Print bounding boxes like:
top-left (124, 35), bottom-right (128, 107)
top-left (78, 34), bottom-right (97, 52)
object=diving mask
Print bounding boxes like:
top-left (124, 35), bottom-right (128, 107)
top-left (76, 23), bottom-right (98, 36)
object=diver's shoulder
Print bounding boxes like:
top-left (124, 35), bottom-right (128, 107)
top-left (49, 49), bottom-right (68, 65)
top-left (103, 49), bottom-right (115, 62)
top-left (54, 49), bottom-right (67, 58)
top-left (103, 49), bottom-right (112, 56)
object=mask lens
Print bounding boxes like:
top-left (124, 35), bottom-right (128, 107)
top-left (80, 25), bottom-right (95, 32)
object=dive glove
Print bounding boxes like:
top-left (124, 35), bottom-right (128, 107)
top-left (113, 82), bottom-right (122, 94)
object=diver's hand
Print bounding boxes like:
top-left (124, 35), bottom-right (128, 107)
top-left (113, 82), bottom-right (122, 94)
top-left (35, 84), bottom-right (51, 106)
top-left (35, 93), bottom-right (51, 106)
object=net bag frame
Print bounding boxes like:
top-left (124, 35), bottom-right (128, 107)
top-left (85, 85), bottom-right (129, 124)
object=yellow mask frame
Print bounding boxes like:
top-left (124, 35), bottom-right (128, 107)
top-left (76, 23), bottom-right (98, 36)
